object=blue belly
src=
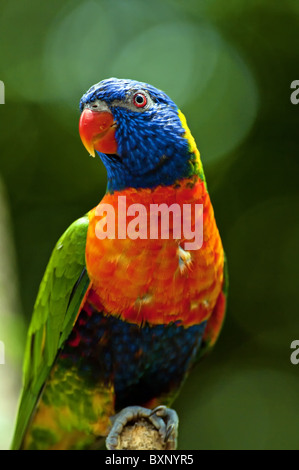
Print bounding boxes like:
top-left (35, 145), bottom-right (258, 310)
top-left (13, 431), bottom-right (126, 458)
top-left (59, 306), bottom-right (206, 410)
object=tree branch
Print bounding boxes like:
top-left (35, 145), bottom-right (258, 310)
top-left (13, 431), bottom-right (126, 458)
top-left (111, 417), bottom-right (167, 450)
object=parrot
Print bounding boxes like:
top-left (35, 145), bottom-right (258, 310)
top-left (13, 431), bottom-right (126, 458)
top-left (11, 78), bottom-right (228, 450)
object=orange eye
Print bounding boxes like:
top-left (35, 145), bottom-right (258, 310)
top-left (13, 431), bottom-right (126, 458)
top-left (133, 92), bottom-right (147, 108)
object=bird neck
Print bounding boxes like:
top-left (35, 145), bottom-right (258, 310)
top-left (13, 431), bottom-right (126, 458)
top-left (104, 110), bottom-right (206, 193)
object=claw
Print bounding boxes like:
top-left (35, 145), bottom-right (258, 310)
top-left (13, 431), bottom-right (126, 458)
top-left (150, 405), bottom-right (179, 450)
top-left (150, 405), bottom-right (167, 417)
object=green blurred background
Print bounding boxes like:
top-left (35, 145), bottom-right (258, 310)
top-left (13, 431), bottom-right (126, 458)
top-left (0, 0), bottom-right (299, 450)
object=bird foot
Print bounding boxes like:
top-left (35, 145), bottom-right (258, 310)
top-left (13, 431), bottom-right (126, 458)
top-left (106, 405), bottom-right (179, 450)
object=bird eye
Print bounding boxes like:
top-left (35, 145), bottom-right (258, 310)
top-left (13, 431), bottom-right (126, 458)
top-left (133, 92), bottom-right (147, 108)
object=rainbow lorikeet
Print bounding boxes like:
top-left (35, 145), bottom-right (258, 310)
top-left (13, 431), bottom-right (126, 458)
top-left (12, 78), bottom-right (227, 450)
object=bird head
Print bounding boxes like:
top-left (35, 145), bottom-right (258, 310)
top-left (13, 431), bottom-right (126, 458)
top-left (79, 78), bottom-right (203, 191)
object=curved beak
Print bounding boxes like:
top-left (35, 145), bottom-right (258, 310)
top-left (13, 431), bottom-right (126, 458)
top-left (79, 108), bottom-right (117, 157)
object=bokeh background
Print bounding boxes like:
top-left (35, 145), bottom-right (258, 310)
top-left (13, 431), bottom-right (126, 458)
top-left (0, 0), bottom-right (299, 450)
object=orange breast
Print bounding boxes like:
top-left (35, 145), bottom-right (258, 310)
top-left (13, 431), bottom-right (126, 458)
top-left (86, 177), bottom-right (224, 327)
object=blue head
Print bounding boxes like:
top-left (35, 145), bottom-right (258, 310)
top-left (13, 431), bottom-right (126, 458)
top-left (79, 78), bottom-right (200, 192)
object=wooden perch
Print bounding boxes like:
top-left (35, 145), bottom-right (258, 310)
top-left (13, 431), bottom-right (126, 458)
top-left (111, 417), bottom-right (166, 450)
top-left (106, 405), bottom-right (179, 450)
top-left (105, 405), bottom-right (178, 450)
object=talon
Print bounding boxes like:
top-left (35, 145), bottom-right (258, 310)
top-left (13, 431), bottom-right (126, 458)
top-left (151, 405), bottom-right (179, 450)
top-left (150, 405), bottom-right (167, 417)
top-left (166, 423), bottom-right (175, 440)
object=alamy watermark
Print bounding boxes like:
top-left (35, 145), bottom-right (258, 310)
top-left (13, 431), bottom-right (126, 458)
top-left (0, 80), bottom-right (4, 104)
top-left (290, 340), bottom-right (299, 365)
top-left (0, 341), bottom-right (4, 365)
top-left (95, 196), bottom-right (203, 250)
top-left (290, 80), bottom-right (299, 105)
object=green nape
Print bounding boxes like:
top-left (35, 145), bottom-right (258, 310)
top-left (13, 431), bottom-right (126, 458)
top-left (178, 109), bottom-right (207, 189)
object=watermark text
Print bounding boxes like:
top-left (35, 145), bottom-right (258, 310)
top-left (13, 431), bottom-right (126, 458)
top-left (290, 340), bottom-right (299, 365)
top-left (290, 80), bottom-right (299, 105)
top-left (0, 81), bottom-right (4, 104)
top-left (95, 197), bottom-right (203, 250)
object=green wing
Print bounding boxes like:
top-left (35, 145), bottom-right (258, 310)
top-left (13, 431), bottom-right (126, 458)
top-left (11, 215), bottom-right (90, 450)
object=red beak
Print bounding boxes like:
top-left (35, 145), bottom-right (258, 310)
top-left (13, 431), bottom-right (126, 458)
top-left (79, 109), bottom-right (117, 157)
